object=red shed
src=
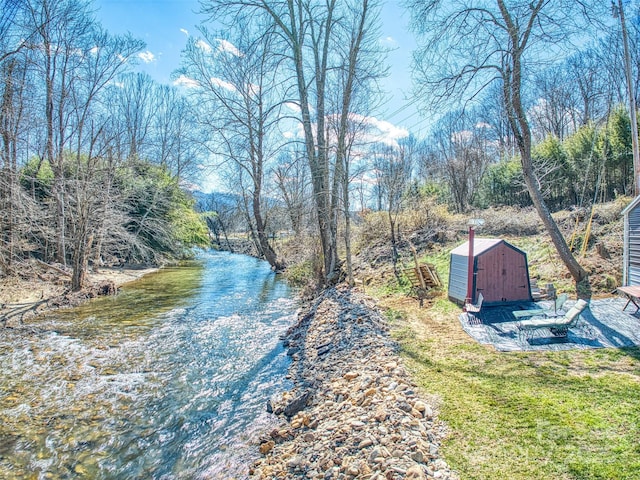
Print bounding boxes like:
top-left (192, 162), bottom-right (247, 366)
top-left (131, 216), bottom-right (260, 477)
top-left (448, 238), bottom-right (533, 306)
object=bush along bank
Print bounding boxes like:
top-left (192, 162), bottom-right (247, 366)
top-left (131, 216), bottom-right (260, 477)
top-left (250, 285), bottom-right (458, 480)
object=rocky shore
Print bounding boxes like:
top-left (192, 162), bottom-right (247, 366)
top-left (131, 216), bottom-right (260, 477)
top-left (250, 285), bottom-right (458, 480)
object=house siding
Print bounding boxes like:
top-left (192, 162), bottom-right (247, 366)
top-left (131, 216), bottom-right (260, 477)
top-left (627, 202), bottom-right (640, 285)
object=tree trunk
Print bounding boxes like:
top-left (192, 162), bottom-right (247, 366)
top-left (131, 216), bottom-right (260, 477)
top-left (219, 216), bottom-right (232, 252)
top-left (240, 190), bottom-right (261, 257)
top-left (206, 216), bottom-right (222, 248)
top-left (498, 0), bottom-right (589, 296)
top-left (71, 219), bottom-right (92, 292)
top-left (289, 0), bottom-right (340, 284)
top-left (389, 211), bottom-right (400, 281)
top-left (343, 170), bottom-right (354, 286)
top-left (253, 188), bottom-right (284, 271)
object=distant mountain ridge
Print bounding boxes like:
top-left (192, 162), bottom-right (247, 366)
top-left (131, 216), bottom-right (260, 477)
top-left (190, 190), bottom-right (239, 211)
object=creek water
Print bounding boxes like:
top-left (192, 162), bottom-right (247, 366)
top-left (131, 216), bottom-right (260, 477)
top-left (0, 251), bottom-right (298, 479)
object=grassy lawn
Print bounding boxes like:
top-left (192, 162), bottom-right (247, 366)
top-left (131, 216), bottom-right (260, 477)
top-left (377, 294), bottom-right (640, 480)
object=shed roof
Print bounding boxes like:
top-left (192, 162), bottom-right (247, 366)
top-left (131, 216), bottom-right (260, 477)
top-left (621, 195), bottom-right (640, 216)
top-left (450, 238), bottom-right (503, 256)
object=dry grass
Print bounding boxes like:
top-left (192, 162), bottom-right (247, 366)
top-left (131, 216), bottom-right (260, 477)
top-left (355, 200), bottom-right (626, 298)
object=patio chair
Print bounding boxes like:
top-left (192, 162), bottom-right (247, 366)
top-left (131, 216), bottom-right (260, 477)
top-left (465, 292), bottom-right (483, 313)
top-left (517, 299), bottom-right (588, 339)
top-left (512, 293), bottom-right (569, 320)
top-left (547, 292), bottom-right (569, 314)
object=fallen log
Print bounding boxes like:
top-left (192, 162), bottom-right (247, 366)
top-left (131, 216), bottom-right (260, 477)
top-left (35, 259), bottom-right (71, 278)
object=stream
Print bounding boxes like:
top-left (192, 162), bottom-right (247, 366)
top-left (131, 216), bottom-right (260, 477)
top-left (0, 251), bottom-right (298, 479)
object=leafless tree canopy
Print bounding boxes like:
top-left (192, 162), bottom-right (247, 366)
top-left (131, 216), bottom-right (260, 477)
top-left (3, 0), bottom-right (640, 295)
top-left (0, 0), bottom-right (210, 290)
top-left (404, 0), bottom-right (612, 291)
top-left (196, 0), bottom-right (385, 282)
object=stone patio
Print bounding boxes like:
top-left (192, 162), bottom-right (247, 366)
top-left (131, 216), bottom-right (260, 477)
top-left (459, 296), bottom-right (640, 352)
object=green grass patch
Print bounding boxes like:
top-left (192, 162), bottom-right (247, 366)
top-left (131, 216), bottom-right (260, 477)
top-left (381, 296), bottom-right (640, 480)
top-left (367, 274), bottom-right (414, 297)
top-left (418, 248), bottom-right (452, 286)
top-left (283, 260), bottom-right (314, 288)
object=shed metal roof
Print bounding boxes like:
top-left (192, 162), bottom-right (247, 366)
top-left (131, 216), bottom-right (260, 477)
top-left (621, 195), bottom-right (640, 216)
top-left (450, 238), bottom-right (502, 256)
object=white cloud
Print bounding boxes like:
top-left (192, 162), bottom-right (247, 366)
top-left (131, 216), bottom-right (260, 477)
top-left (350, 113), bottom-right (409, 147)
top-left (210, 77), bottom-right (237, 92)
top-left (180, 28), bottom-right (189, 37)
top-left (195, 39), bottom-right (213, 53)
top-left (381, 36), bottom-right (398, 48)
top-left (173, 74), bottom-right (199, 89)
top-left (217, 39), bottom-right (243, 57)
top-left (283, 112), bottom-right (408, 150)
top-left (451, 129), bottom-right (473, 143)
top-left (138, 50), bottom-right (155, 63)
top-left (181, 179), bottom-right (201, 192)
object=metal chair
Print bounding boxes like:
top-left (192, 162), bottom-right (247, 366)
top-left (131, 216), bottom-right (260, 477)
top-left (517, 299), bottom-right (588, 340)
top-left (465, 292), bottom-right (484, 313)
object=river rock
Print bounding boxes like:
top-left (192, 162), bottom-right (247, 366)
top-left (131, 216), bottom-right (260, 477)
top-left (250, 286), bottom-right (459, 480)
top-left (259, 441), bottom-right (274, 455)
top-left (283, 390), bottom-right (312, 418)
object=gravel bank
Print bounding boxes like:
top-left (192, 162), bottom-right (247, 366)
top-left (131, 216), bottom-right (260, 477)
top-left (250, 285), bottom-right (458, 480)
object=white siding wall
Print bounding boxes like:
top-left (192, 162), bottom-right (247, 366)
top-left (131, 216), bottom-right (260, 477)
top-left (627, 204), bottom-right (640, 285)
top-left (448, 253), bottom-right (469, 303)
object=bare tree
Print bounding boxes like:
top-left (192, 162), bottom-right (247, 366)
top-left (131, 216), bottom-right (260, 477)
top-left (0, 0), bottom-right (209, 284)
top-left (200, 0), bottom-right (383, 283)
top-left (404, 0), bottom-right (607, 292)
top-left (373, 138), bottom-right (415, 278)
top-left (476, 81), bottom-right (518, 161)
top-left (567, 48), bottom-right (611, 126)
top-left (66, 27), bottom-right (143, 290)
top-left (181, 25), bottom-right (284, 270)
top-left (25, 0), bottom-right (95, 264)
top-left (114, 72), bottom-right (156, 161)
top-left (0, 52), bottom-right (30, 272)
top-left (329, 0), bottom-right (383, 285)
top-left (0, 0), bottom-right (35, 63)
top-left (1, 24), bottom-right (49, 274)
top-left (613, 0), bottom-right (640, 196)
top-left (201, 193), bottom-right (235, 251)
top-left (428, 110), bottom-right (492, 213)
top-left (530, 66), bottom-right (578, 142)
top-left (150, 85), bottom-right (203, 182)
top-left (273, 149), bottom-right (310, 237)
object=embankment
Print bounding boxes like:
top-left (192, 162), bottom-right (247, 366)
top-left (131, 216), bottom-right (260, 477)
top-left (251, 285), bottom-right (458, 480)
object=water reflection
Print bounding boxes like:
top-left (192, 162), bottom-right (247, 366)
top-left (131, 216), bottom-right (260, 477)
top-left (0, 251), bottom-right (297, 479)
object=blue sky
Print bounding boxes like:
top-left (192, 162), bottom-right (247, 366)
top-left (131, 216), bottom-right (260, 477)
top-left (93, 0), bottom-right (428, 138)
